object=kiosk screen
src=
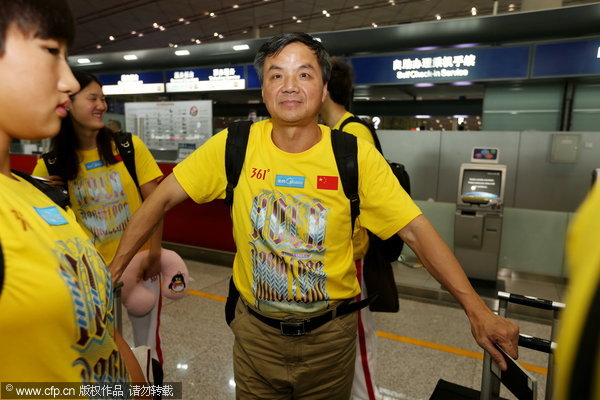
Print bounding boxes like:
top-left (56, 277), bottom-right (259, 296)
top-left (461, 169), bottom-right (502, 203)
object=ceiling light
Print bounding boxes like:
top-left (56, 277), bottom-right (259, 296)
top-left (173, 44), bottom-right (178, 48)
top-left (184, 20), bottom-right (190, 24)
top-left (292, 16), bottom-right (297, 20)
top-left (414, 83), bottom-right (434, 87)
top-left (130, 30), bottom-right (136, 35)
top-left (435, 14), bottom-right (441, 20)
top-left (296, 19), bottom-right (302, 23)
top-left (178, 17), bottom-right (185, 22)
top-left (138, 33), bottom-right (144, 37)
top-left (218, 34), bottom-right (224, 39)
top-left (153, 22), bottom-right (159, 28)
top-left (214, 32), bottom-right (219, 37)
top-left (123, 54), bottom-right (138, 60)
top-left (372, 22), bottom-right (378, 27)
top-left (96, 44), bottom-right (102, 49)
top-left (77, 58), bottom-right (91, 64)
top-left (268, 24), bottom-right (274, 28)
top-left (353, 5), bottom-right (359, 9)
top-left (108, 35), bottom-right (115, 41)
top-left (471, 7), bottom-right (477, 15)
top-left (322, 10), bottom-right (328, 14)
top-left (325, 13), bottom-right (330, 17)
top-left (415, 115), bottom-right (431, 119)
top-left (159, 26), bottom-right (165, 31)
top-left (233, 4), bottom-right (239, 8)
top-left (210, 12), bottom-right (216, 17)
top-left (195, 39), bottom-right (202, 44)
top-left (233, 44), bottom-right (250, 51)
top-left (168, 43), bottom-right (174, 47)
top-left (175, 49), bottom-right (189, 56)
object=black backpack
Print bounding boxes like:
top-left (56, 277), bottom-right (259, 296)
top-left (223, 120), bottom-right (406, 314)
top-left (339, 115), bottom-right (411, 262)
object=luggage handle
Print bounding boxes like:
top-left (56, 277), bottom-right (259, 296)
top-left (498, 291), bottom-right (565, 311)
top-left (518, 334), bottom-right (556, 354)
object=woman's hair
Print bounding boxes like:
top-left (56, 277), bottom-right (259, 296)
top-left (0, 0), bottom-right (75, 55)
top-left (48, 70), bottom-right (118, 181)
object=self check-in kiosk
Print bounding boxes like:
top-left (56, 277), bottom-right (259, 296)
top-left (454, 148), bottom-right (506, 283)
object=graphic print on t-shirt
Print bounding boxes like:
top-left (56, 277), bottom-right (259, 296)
top-left (249, 189), bottom-right (330, 314)
top-left (53, 237), bottom-right (128, 383)
top-left (72, 169), bottom-right (131, 244)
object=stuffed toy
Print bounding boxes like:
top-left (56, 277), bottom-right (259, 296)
top-left (120, 248), bottom-right (189, 316)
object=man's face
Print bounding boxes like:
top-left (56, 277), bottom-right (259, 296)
top-left (0, 25), bottom-right (79, 142)
top-left (261, 42), bottom-right (327, 127)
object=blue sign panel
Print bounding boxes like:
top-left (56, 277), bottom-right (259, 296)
top-left (99, 72), bottom-right (164, 95)
top-left (246, 65), bottom-right (261, 89)
top-left (351, 46), bottom-right (530, 85)
top-left (533, 39), bottom-right (600, 77)
top-left (165, 66), bottom-right (245, 92)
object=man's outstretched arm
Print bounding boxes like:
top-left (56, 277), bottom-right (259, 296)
top-left (110, 174), bottom-right (190, 282)
top-left (398, 214), bottom-right (520, 370)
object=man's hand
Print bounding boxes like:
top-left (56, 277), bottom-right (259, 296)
top-left (469, 310), bottom-right (519, 370)
top-left (139, 251), bottom-right (162, 281)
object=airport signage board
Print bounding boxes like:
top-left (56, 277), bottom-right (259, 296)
top-left (246, 65), bottom-right (261, 89)
top-left (532, 39), bottom-right (600, 77)
top-left (351, 46), bottom-right (531, 85)
top-left (165, 66), bottom-right (245, 92)
top-left (99, 72), bottom-right (165, 95)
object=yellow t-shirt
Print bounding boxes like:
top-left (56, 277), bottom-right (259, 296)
top-left (0, 173), bottom-right (128, 383)
top-left (33, 135), bottom-right (163, 263)
top-left (174, 119), bottom-right (421, 316)
top-left (554, 183), bottom-right (600, 400)
top-left (333, 112), bottom-right (375, 260)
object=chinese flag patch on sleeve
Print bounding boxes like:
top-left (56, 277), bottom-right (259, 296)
top-left (317, 175), bottom-right (339, 190)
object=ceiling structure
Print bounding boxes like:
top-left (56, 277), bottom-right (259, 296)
top-left (68, 0), bottom-right (598, 55)
top-left (67, 0), bottom-right (600, 108)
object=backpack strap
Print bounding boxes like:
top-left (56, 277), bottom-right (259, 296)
top-left (42, 151), bottom-right (61, 177)
top-left (224, 120), bottom-right (253, 207)
top-left (331, 129), bottom-right (360, 234)
top-left (339, 115), bottom-right (383, 155)
top-left (113, 131), bottom-right (139, 188)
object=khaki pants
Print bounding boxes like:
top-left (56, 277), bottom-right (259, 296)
top-left (230, 299), bottom-right (358, 400)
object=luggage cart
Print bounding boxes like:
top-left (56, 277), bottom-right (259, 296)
top-left (430, 291), bottom-right (565, 400)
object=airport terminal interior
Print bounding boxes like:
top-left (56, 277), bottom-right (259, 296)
top-left (7, 0), bottom-right (600, 399)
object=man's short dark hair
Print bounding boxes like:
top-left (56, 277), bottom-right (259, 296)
top-left (0, 0), bottom-right (75, 55)
top-left (328, 58), bottom-right (354, 108)
top-left (254, 32), bottom-right (331, 85)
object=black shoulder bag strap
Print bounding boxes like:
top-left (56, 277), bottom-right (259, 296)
top-left (224, 120), bottom-right (253, 206)
top-left (0, 240), bottom-right (4, 296)
top-left (113, 131), bottom-right (139, 189)
top-left (339, 115), bottom-right (383, 155)
top-left (11, 169), bottom-right (70, 209)
top-left (331, 129), bottom-right (360, 234)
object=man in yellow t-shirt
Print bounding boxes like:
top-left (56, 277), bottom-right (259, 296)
top-left (0, 0), bottom-right (143, 384)
top-left (110, 33), bottom-right (519, 399)
top-left (554, 182), bottom-right (600, 400)
top-left (321, 57), bottom-right (381, 400)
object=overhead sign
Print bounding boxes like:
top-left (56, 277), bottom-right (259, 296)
top-left (166, 66), bottom-right (245, 92)
top-left (533, 39), bottom-right (600, 77)
top-left (99, 72), bottom-right (164, 95)
top-left (351, 46), bottom-right (531, 85)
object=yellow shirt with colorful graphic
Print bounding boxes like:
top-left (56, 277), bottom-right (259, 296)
top-left (174, 119), bottom-right (421, 316)
top-left (333, 111), bottom-right (375, 260)
top-left (554, 183), bottom-right (600, 400)
top-left (0, 173), bottom-right (128, 383)
top-left (33, 135), bottom-right (163, 263)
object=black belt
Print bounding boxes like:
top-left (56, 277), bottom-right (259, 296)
top-left (246, 295), bottom-right (376, 336)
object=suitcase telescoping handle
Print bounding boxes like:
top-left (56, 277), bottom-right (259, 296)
top-left (518, 334), bottom-right (556, 354)
top-left (498, 291), bottom-right (565, 311)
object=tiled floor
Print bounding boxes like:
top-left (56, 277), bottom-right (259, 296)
top-left (121, 258), bottom-right (564, 400)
